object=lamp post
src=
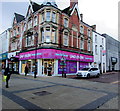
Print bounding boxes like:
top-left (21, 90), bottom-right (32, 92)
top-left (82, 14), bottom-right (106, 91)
top-left (34, 32), bottom-right (38, 78)
top-left (61, 56), bottom-right (66, 78)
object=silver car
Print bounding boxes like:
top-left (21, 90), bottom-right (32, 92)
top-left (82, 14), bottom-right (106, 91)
top-left (76, 68), bottom-right (100, 78)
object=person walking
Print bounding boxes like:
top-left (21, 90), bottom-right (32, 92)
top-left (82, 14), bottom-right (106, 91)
top-left (25, 65), bottom-right (28, 76)
top-left (4, 66), bottom-right (11, 88)
top-left (47, 64), bottom-right (52, 76)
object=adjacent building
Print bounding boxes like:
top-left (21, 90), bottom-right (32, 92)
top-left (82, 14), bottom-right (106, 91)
top-left (92, 31), bottom-right (106, 73)
top-left (102, 34), bottom-right (120, 71)
top-left (0, 29), bottom-right (10, 69)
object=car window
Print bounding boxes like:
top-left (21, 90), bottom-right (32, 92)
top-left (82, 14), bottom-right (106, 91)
top-left (81, 68), bottom-right (89, 71)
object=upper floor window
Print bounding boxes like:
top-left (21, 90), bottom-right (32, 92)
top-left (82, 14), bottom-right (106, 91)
top-left (87, 29), bottom-right (91, 37)
top-left (63, 32), bottom-right (68, 46)
top-left (88, 38), bottom-right (91, 51)
top-left (17, 27), bottom-right (20, 34)
top-left (80, 26), bottom-right (84, 34)
top-left (102, 38), bottom-right (104, 45)
top-left (46, 11), bottom-right (51, 21)
top-left (26, 35), bottom-right (34, 46)
top-left (80, 38), bottom-right (84, 49)
top-left (46, 27), bottom-right (51, 42)
top-left (34, 16), bottom-right (38, 26)
top-left (51, 27), bottom-right (57, 43)
top-left (13, 29), bottom-right (16, 36)
top-left (64, 18), bottom-right (68, 27)
top-left (95, 35), bottom-right (97, 43)
top-left (28, 19), bottom-right (32, 29)
top-left (52, 12), bottom-right (56, 23)
top-left (42, 12), bottom-right (45, 22)
top-left (11, 42), bottom-right (17, 51)
top-left (95, 45), bottom-right (98, 55)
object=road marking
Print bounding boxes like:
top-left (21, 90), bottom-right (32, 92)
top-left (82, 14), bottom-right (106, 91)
top-left (111, 81), bottom-right (120, 84)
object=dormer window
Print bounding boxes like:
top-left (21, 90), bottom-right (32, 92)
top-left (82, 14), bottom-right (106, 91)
top-left (64, 18), bottom-right (68, 27)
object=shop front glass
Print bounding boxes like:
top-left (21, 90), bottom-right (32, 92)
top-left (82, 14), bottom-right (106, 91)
top-left (21, 60), bottom-right (37, 74)
top-left (42, 59), bottom-right (54, 76)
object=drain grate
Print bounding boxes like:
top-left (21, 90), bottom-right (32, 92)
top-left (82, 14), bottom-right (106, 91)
top-left (33, 91), bottom-right (52, 96)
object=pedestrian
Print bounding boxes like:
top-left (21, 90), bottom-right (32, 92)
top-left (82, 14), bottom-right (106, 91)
top-left (4, 66), bottom-right (11, 88)
top-left (25, 65), bottom-right (28, 76)
top-left (47, 64), bottom-right (52, 76)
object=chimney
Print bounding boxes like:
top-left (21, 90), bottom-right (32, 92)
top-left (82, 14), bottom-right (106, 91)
top-left (91, 25), bottom-right (96, 31)
top-left (70, 0), bottom-right (78, 8)
top-left (80, 14), bottom-right (83, 21)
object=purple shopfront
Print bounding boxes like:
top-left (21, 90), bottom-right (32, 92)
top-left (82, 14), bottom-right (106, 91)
top-left (19, 49), bottom-right (93, 76)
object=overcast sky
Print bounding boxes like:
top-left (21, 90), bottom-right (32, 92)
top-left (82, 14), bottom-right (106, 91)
top-left (0, 0), bottom-right (119, 40)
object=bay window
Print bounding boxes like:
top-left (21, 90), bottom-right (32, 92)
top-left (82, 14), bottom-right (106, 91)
top-left (46, 11), bottom-right (50, 21)
top-left (88, 29), bottom-right (91, 37)
top-left (52, 12), bottom-right (56, 23)
top-left (46, 27), bottom-right (50, 42)
top-left (28, 19), bottom-right (32, 29)
top-left (80, 26), bottom-right (84, 34)
top-left (52, 27), bottom-right (57, 43)
top-left (42, 12), bottom-right (45, 22)
top-left (26, 35), bottom-right (34, 46)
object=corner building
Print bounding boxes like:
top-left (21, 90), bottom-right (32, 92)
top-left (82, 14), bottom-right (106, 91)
top-left (19, 0), bottom-right (94, 76)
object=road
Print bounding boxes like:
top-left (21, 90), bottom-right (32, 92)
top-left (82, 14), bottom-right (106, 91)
top-left (1, 73), bottom-right (119, 110)
top-left (68, 72), bottom-right (120, 84)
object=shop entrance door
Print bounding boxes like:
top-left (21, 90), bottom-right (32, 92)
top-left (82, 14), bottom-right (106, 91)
top-left (42, 59), bottom-right (54, 76)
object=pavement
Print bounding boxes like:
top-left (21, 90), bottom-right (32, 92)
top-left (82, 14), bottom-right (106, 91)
top-left (1, 73), bottom-right (119, 110)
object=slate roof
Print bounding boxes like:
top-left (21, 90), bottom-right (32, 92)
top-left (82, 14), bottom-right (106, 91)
top-left (14, 13), bottom-right (25, 23)
top-left (30, 1), bottom-right (44, 12)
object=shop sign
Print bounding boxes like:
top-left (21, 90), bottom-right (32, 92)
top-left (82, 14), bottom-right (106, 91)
top-left (19, 49), bottom-right (94, 62)
top-left (1, 53), bottom-right (8, 60)
top-left (111, 57), bottom-right (117, 63)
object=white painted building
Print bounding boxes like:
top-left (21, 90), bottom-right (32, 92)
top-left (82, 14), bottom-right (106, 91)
top-left (92, 31), bottom-right (106, 73)
top-left (0, 29), bottom-right (11, 68)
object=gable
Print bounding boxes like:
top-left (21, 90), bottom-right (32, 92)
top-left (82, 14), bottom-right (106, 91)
top-left (26, 5), bottom-right (33, 18)
top-left (13, 17), bottom-right (17, 26)
top-left (70, 4), bottom-right (80, 21)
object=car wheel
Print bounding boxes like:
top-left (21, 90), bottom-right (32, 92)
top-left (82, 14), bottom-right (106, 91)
top-left (96, 73), bottom-right (100, 78)
top-left (87, 74), bottom-right (90, 78)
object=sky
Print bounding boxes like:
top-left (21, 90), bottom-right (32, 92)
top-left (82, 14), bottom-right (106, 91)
top-left (0, 0), bottom-right (119, 40)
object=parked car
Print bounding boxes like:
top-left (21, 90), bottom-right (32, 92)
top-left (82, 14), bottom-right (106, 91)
top-left (76, 67), bottom-right (100, 78)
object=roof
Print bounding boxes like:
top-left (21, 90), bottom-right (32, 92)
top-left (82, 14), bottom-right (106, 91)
top-left (43, 0), bottom-right (58, 8)
top-left (30, 1), bottom-right (44, 12)
top-left (62, 6), bottom-right (71, 16)
top-left (14, 13), bottom-right (25, 23)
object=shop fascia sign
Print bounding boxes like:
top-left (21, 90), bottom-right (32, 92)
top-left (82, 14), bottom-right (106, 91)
top-left (19, 49), bottom-right (93, 62)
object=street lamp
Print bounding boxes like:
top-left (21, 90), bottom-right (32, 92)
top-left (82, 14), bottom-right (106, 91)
top-left (61, 56), bottom-right (66, 78)
top-left (34, 32), bottom-right (38, 78)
